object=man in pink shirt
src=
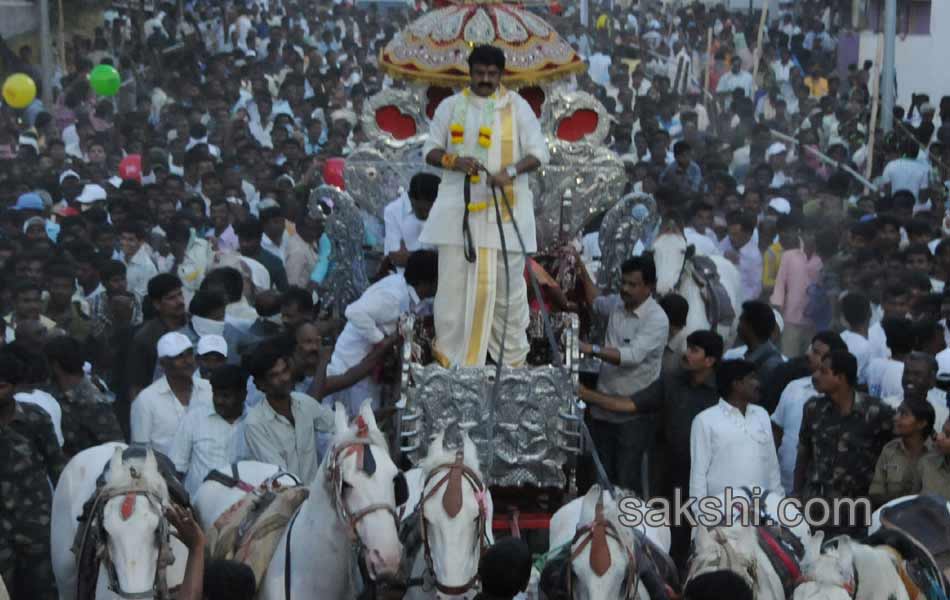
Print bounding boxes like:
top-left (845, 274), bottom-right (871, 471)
top-left (771, 221), bottom-right (823, 358)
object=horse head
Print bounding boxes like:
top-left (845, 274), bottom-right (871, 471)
top-left (417, 430), bottom-right (491, 598)
top-left (686, 524), bottom-right (759, 599)
top-left (651, 222), bottom-right (690, 297)
top-left (327, 400), bottom-right (405, 583)
top-left (99, 447), bottom-right (172, 598)
top-left (567, 485), bottom-right (638, 600)
top-left (793, 531), bottom-right (856, 600)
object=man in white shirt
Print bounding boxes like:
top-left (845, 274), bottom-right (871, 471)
top-left (690, 359), bottom-right (783, 507)
top-left (383, 172), bottom-right (439, 271)
top-left (839, 293), bottom-right (873, 384)
top-left (771, 332), bottom-right (847, 493)
top-left (684, 201), bottom-right (721, 256)
top-left (119, 221), bottom-right (159, 303)
top-left (716, 57), bottom-right (754, 108)
top-left (720, 211), bottom-right (762, 303)
top-left (326, 250), bottom-right (439, 416)
top-left (170, 364), bottom-right (249, 497)
top-left (880, 138), bottom-right (930, 205)
top-left (243, 340), bottom-right (334, 483)
top-left (420, 45), bottom-right (549, 369)
top-left (131, 332), bottom-right (213, 458)
top-left (259, 202), bottom-right (289, 265)
top-left (880, 352), bottom-right (949, 431)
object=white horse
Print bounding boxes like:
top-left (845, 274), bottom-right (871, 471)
top-left (51, 443), bottom-right (189, 600)
top-left (401, 431), bottom-right (494, 599)
top-left (685, 488), bottom-right (810, 600)
top-left (793, 531), bottom-right (911, 600)
top-left (541, 485), bottom-right (673, 599)
top-left (203, 401), bottom-right (403, 599)
top-left (651, 225), bottom-right (742, 347)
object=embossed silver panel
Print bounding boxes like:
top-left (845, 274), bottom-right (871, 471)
top-left (403, 365), bottom-right (570, 487)
top-left (399, 314), bottom-right (581, 488)
top-left (596, 193), bottom-right (660, 294)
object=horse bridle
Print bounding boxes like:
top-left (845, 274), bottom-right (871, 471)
top-left (79, 486), bottom-right (177, 600)
top-left (417, 449), bottom-right (489, 596)
top-left (567, 497), bottom-right (639, 599)
top-left (686, 528), bottom-right (759, 598)
top-left (328, 441), bottom-right (401, 544)
top-left (285, 436), bottom-right (407, 600)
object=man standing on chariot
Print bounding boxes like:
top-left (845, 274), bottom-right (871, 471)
top-left (421, 44), bottom-right (549, 368)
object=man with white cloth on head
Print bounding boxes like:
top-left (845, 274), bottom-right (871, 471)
top-left (421, 44), bottom-right (549, 368)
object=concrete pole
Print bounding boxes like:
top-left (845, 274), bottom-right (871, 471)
top-left (38, 0), bottom-right (53, 106)
top-left (881, 0), bottom-right (896, 132)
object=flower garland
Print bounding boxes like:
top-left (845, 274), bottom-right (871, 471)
top-left (449, 87), bottom-right (497, 191)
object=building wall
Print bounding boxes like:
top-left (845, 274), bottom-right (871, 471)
top-left (858, 0), bottom-right (949, 110)
top-left (0, 1), bottom-right (38, 39)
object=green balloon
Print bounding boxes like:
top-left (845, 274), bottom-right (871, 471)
top-left (89, 65), bottom-right (121, 97)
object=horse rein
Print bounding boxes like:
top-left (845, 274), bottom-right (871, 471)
top-left (416, 449), bottom-right (489, 596)
top-left (567, 497), bottom-right (639, 599)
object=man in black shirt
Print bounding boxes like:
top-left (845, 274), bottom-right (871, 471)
top-left (580, 329), bottom-right (723, 570)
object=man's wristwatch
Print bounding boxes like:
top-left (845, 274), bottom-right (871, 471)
top-left (506, 165), bottom-right (518, 179)
top-left (590, 344), bottom-right (601, 356)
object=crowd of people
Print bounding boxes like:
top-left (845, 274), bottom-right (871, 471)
top-left (0, 0), bottom-right (949, 597)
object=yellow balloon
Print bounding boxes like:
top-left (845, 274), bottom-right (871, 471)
top-left (2, 73), bottom-right (37, 109)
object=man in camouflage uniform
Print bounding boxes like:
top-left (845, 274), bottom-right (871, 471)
top-left (45, 335), bottom-right (125, 459)
top-left (795, 350), bottom-right (895, 537)
top-left (0, 350), bottom-right (66, 599)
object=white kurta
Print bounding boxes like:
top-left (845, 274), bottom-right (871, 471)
top-left (420, 89), bottom-right (549, 254)
top-left (420, 88), bottom-right (549, 368)
top-left (690, 399), bottom-right (784, 510)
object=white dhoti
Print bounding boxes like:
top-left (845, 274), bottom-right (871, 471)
top-left (432, 244), bottom-right (530, 367)
top-left (419, 87), bottom-right (550, 368)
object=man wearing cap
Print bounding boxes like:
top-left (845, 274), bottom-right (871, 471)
top-left (766, 143), bottom-right (792, 188)
top-left (75, 183), bottom-right (109, 212)
top-left (131, 331), bottom-right (213, 458)
top-left (196, 335), bottom-right (228, 378)
top-left (127, 274), bottom-right (198, 401)
top-left (11, 192), bottom-right (45, 220)
top-left (55, 170), bottom-right (83, 211)
top-left (170, 364), bottom-right (249, 497)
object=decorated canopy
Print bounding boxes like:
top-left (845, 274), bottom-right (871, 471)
top-left (379, 2), bottom-right (585, 88)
